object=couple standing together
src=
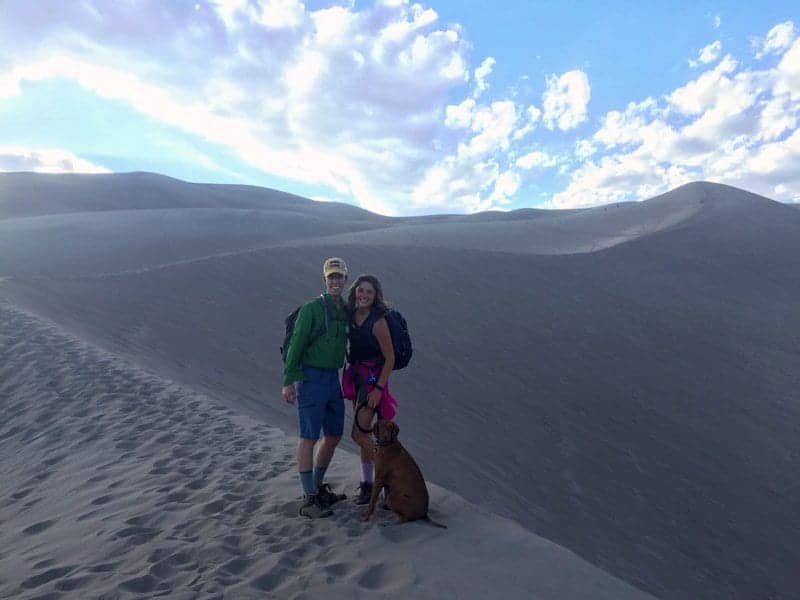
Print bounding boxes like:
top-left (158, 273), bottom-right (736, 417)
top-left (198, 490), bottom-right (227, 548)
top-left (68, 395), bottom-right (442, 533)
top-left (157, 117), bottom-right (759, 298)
top-left (281, 257), bottom-right (398, 519)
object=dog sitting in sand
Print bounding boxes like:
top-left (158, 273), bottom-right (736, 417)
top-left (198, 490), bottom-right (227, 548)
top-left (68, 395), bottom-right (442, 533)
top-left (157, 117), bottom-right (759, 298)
top-left (362, 420), bottom-right (446, 528)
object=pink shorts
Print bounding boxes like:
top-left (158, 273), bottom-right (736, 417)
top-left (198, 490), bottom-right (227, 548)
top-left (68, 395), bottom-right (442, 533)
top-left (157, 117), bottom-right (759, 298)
top-left (342, 361), bottom-right (397, 421)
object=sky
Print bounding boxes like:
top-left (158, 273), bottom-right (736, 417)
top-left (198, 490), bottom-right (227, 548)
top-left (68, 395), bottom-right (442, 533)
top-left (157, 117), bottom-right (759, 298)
top-left (1, 1), bottom-right (799, 215)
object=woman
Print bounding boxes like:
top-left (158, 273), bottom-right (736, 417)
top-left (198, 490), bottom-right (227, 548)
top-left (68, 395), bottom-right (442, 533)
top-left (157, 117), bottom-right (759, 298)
top-left (342, 274), bottom-right (398, 505)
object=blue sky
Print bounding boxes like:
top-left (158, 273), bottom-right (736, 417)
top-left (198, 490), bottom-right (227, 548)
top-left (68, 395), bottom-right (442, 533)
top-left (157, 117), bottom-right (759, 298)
top-left (1, 1), bottom-right (798, 215)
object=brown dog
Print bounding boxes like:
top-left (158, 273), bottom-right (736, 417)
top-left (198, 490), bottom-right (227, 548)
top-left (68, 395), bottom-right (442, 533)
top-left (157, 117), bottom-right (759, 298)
top-left (362, 420), bottom-right (446, 528)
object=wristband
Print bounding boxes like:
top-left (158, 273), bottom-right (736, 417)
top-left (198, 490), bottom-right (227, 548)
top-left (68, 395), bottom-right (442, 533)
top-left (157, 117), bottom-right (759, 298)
top-left (373, 383), bottom-right (384, 391)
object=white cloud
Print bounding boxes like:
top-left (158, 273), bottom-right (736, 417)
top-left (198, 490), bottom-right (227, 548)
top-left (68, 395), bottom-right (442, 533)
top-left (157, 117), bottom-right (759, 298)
top-left (255, 0), bottom-right (306, 29)
top-left (757, 95), bottom-right (797, 141)
top-left (689, 41), bottom-right (722, 68)
top-left (457, 100), bottom-right (518, 159)
top-left (728, 128), bottom-right (800, 182)
top-left (488, 169), bottom-right (521, 206)
top-left (594, 98), bottom-right (658, 148)
top-left (0, 147), bottom-right (111, 173)
top-left (212, 0), bottom-right (307, 29)
top-left (542, 70), bottom-right (591, 131)
top-left (713, 15), bottom-right (722, 29)
top-left (754, 21), bottom-right (797, 59)
top-left (512, 105), bottom-right (542, 140)
top-left (516, 150), bottom-right (557, 170)
top-left (550, 31), bottom-right (800, 209)
top-left (416, 96), bottom-right (548, 212)
top-left (669, 55), bottom-right (739, 115)
top-left (412, 157), bottom-right (500, 213)
top-left (473, 57), bottom-right (495, 98)
top-left (575, 139), bottom-right (596, 159)
top-left (775, 37), bottom-right (800, 100)
top-left (445, 98), bottom-right (476, 129)
top-left (547, 154), bottom-right (693, 209)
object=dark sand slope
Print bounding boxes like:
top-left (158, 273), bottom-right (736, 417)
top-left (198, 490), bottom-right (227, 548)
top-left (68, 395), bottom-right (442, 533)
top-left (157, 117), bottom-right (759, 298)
top-left (2, 173), bottom-right (799, 598)
top-left (292, 183), bottom-right (708, 255)
top-left (0, 302), bottom-right (654, 599)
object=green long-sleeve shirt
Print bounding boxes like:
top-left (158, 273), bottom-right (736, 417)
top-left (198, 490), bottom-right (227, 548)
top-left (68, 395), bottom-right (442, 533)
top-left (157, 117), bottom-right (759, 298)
top-left (283, 293), bottom-right (348, 385)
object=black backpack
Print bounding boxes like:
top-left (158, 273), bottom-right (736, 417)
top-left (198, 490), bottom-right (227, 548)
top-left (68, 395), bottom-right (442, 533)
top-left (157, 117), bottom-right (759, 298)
top-left (385, 309), bottom-right (413, 370)
top-left (280, 295), bottom-right (330, 363)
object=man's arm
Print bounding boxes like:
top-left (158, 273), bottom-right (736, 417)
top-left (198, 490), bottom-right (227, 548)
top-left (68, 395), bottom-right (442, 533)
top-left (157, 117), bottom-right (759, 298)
top-left (283, 301), bottom-right (316, 386)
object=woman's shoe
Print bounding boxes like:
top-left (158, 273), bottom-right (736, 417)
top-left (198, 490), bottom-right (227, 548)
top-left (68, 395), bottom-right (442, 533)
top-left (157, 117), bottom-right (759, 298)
top-left (355, 481), bottom-right (373, 505)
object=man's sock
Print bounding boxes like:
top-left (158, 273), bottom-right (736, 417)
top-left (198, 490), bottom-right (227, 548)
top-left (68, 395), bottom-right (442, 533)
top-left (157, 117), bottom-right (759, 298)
top-left (299, 470), bottom-right (315, 497)
top-left (313, 465), bottom-right (328, 489)
top-left (361, 461), bottom-right (374, 484)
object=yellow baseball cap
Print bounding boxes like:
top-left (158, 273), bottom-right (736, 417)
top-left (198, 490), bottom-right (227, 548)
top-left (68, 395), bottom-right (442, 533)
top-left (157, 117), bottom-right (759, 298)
top-left (323, 257), bottom-right (348, 277)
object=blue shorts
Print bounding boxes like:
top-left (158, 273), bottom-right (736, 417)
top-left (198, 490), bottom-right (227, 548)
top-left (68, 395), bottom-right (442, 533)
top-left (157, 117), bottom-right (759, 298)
top-left (297, 366), bottom-right (345, 439)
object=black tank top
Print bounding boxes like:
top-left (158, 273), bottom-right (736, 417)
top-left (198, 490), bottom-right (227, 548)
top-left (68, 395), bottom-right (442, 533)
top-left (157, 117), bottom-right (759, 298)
top-left (349, 308), bottom-right (385, 364)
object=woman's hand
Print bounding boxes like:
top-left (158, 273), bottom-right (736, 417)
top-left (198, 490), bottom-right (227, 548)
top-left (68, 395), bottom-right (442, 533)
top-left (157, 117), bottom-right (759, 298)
top-left (367, 387), bottom-right (382, 409)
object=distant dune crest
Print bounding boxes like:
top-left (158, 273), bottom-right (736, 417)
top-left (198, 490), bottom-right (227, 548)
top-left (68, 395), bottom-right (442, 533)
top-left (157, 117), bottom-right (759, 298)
top-left (0, 172), bottom-right (791, 260)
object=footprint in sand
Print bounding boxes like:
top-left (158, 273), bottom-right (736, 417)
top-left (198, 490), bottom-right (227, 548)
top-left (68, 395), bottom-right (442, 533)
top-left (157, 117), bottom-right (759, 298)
top-left (163, 490), bottom-right (191, 504)
top-left (218, 556), bottom-right (252, 576)
top-left (186, 478), bottom-right (207, 491)
top-left (22, 519), bottom-right (57, 535)
top-left (148, 557), bottom-right (176, 579)
top-left (250, 564), bottom-right (292, 593)
top-left (10, 485), bottom-right (34, 500)
top-left (356, 561), bottom-right (415, 592)
top-left (202, 499), bottom-right (225, 515)
top-left (20, 565), bottom-right (76, 590)
top-left (324, 561), bottom-right (359, 578)
top-left (42, 453), bottom-right (68, 467)
top-left (113, 525), bottom-right (161, 546)
top-left (88, 561), bottom-right (120, 573)
top-left (118, 573), bottom-right (160, 594)
top-left (55, 573), bottom-right (94, 592)
top-left (90, 494), bottom-right (114, 506)
top-left (22, 496), bottom-right (43, 510)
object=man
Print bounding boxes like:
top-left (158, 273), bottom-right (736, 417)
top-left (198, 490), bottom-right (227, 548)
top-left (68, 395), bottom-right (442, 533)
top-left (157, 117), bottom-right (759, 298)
top-left (282, 257), bottom-right (349, 518)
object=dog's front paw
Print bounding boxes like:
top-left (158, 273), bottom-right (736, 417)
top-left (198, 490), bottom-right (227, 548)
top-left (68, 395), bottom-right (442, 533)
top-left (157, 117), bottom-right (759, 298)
top-left (362, 511), bottom-right (373, 521)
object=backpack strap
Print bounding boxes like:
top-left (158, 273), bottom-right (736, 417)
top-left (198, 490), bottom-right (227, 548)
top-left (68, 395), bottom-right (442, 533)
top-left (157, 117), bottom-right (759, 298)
top-left (319, 294), bottom-right (329, 334)
top-left (307, 294), bottom-right (330, 349)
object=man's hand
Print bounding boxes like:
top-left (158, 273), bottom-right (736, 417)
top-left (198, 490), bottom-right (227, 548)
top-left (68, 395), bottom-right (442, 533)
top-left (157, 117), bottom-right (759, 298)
top-left (282, 384), bottom-right (296, 404)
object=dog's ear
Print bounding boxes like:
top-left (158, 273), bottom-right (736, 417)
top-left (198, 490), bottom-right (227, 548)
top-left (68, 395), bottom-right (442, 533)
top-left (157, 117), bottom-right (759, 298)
top-left (389, 421), bottom-right (399, 441)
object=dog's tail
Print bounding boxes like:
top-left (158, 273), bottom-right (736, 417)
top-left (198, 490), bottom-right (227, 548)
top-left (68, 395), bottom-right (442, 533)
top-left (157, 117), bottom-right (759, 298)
top-left (422, 515), bottom-right (448, 529)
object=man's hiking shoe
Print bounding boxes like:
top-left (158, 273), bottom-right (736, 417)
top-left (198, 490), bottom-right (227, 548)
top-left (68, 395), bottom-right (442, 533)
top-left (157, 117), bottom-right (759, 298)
top-left (316, 483), bottom-right (346, 508)
top-left (356, 481), bottom-right (373, 505)
top-left (299, 494), bottom-right (333, 519)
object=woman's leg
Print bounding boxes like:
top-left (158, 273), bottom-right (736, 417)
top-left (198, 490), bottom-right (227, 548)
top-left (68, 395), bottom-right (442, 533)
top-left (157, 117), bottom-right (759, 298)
top-left (351, 405), bottom-right (377, 503)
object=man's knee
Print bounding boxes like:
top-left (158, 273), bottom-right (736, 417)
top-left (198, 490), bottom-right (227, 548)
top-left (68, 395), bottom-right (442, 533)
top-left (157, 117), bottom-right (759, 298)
top-left (297, 437), bottom-right (316, 454)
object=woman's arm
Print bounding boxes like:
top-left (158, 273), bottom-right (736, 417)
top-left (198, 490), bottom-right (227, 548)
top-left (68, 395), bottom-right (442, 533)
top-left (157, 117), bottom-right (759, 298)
top-left (372, 317), bottom-right (395, 389)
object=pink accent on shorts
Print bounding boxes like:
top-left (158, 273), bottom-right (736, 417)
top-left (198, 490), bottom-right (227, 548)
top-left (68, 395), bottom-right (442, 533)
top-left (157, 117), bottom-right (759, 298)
top-left (342, 361), bottom-right (397, 421)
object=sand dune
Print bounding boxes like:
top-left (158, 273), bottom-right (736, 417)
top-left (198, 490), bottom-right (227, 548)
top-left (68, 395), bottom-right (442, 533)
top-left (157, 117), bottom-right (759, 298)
top-left (0, 172), bottom-right (378, 221)
top-left (2, 173), bottom-right (799, 598)
top-left (0, 301), bottom-right (651, 599)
